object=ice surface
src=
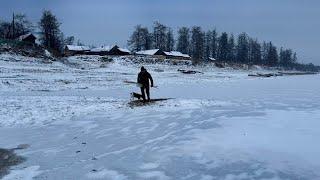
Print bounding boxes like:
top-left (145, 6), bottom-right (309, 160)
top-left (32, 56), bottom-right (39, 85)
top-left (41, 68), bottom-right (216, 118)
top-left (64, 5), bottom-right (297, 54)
top-left (0, 54), bottom-right (320, 179)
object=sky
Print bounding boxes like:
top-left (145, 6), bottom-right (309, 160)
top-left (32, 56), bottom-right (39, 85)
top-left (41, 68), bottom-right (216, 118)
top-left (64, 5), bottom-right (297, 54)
top-left (0, 0), bottom-right (319, 64)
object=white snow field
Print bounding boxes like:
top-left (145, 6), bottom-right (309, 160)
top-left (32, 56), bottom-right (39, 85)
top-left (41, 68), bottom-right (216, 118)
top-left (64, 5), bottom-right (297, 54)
top-left (0, 54), bottom-right (320, 180)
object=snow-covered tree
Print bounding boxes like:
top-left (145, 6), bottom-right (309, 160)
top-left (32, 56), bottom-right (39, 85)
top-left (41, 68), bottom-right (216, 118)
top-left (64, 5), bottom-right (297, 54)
top-left (128, 25), bottom-right (152, 52)
top-left (152, 21), bottom-right (167, 50)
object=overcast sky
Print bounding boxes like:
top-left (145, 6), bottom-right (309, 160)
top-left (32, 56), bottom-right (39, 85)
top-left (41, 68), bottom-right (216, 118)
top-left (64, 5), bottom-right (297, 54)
top-left (1, 0), bottom-right (319, 64)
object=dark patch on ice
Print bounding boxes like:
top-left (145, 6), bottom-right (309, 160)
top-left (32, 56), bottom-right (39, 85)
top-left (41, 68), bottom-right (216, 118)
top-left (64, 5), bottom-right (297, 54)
top-left (0, 148), bottom-right (26, 178)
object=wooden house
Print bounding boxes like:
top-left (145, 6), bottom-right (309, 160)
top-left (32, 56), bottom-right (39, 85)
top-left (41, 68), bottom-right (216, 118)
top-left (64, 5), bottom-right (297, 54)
top-left (64, 45), bottom-right (90, 56)
top-left (163, 51), bottom-right (191, 60)
top-left (17, 33), bottom-right (36, 44)
top-left (108, 45), bottom-right (131, 56)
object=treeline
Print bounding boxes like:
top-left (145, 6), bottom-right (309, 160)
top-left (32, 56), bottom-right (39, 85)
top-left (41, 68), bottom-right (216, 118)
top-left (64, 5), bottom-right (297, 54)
top-left (128, 22), bottom-right (319, 71)
top-left (0, 11), bottom-right (75, 54)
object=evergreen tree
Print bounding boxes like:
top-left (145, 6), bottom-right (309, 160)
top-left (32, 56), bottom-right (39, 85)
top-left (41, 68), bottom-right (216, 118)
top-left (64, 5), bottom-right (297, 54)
top-left (249, 38), bottom-right (262, 65)
top-left (176, 27), bottom-right (190, 54)
top-left (190, 26), bottom-right (205, 63)
top-left (204, 30), bottom-right (212, 61)
top-left (217, 32), bottom-right (229, 61)
top-left (266, 42), bottom-right (278, 66)
top-left (237, 33), bottom-right (249, 63)
top-left (210, 29), bottom-right (218, 59)
top-left (227, 34), bottom-right (236, 62)
top-left (293, 52), bottom-right (298, 63)
top-left (279, 48), bottom-right (294, 67)
top-left (261, 41), bottom-right (269, 65)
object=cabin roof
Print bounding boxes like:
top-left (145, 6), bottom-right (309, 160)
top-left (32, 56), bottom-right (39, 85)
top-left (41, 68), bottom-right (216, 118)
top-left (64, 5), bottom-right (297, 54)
top-left (164, 51), bottom-right (191, 58)
top-left (118, 48), bottom-right (131, 53)
top-left (17, 33), bottom-right (36, 41)
top-left (136, 49), bottom-right (161, 55)
top-left (90, 45), bottom-right (115, 52)
top-left (66, 45), bottom-right (90, 51)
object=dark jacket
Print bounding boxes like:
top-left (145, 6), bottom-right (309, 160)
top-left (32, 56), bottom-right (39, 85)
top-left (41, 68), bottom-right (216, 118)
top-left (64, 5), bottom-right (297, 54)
top-left (138, 70), bottom-right (153, 87)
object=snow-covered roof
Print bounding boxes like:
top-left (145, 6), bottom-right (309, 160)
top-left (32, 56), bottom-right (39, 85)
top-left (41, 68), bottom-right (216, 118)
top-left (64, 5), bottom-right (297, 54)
top-left (90, 45), bottom-right (115, 52)
top-left (17, 33), bottom-right (36, 41)
top-left (66, 45), bottom-right (90, 51)
top-left (118, 48), bottom-right (131, 53)
top-left (164, 51), bottom-right (191, 58)
top-left (209, 57), bottom-right (216, 61)
top-left (136, 49), bottom-right (161, 56)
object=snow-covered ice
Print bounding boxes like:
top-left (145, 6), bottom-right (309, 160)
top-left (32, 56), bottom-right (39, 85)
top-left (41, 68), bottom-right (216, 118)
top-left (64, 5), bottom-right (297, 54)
top-left (0, 54), bottom-right (320, 179)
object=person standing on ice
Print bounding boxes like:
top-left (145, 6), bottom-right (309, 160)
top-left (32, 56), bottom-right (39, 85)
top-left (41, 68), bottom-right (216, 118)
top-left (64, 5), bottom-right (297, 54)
top-left (137, 66), bottom-right (153, 101)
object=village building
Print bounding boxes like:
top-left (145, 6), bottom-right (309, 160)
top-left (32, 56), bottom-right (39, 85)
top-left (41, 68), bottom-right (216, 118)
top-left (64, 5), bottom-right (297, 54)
top-left (108, 45), bottom-right (131, 56)
top-left (17, 33), bottom-right (36, 44)
top-left (136, 49), bottom-right (166, 56)
top-left (88, 45), bottom-right (113, 55)
top-left (136, 49), bottom-right (191, 60)
top-left (135, 49), bottom-right (166, 57)
top-left (64, 45), bottom-right (90, 56)
top-left (87, 45), bottom-right (131, 56)
top-left (163, 51), bottom-right (191, 60)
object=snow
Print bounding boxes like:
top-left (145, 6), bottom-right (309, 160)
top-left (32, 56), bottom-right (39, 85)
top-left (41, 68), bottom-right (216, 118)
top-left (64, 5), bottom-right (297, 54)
top-left (209, 57), bottom-right (216, 61)
top-left (164, 51), bottom-right (191, 58)
top-left (90, 45), bottom-right (114, 52)
top-left (44, 50), bottom-right (51, 57)
top-left (86, 169), bottom-right (128, 180)
top-left (136, 49), bottom-right (161, 55)
top-left (66, 45), bottom-right (91, 51)
top-left (2, 166), bottom-right (42, 180)
top-left (0, 53), bottom-right (320, 179)
top-left (118, 47), bottom-right (131, 53)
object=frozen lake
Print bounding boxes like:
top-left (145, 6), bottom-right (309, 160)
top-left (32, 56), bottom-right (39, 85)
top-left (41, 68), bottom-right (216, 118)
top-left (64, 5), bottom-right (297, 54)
top-left (1, 55), bottom-right (320, 180)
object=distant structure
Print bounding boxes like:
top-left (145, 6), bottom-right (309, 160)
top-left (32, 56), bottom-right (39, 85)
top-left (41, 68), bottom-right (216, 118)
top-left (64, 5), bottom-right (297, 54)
top-left (64, 45), bottom-right (131, 56)
top-left (17, 33), bottom-right (37, 44)
top-left (108, 45), bottom-right (131, 56)
top-left (136, 49), bottom-right (191, 60)
top-left (64, 45), bottom-right (90, 56)
top-left (88, 45), bottom-right (113, 56)
top-left (87, 45), bottom-right (131, 56)
top-left (163, 51), bottom-right (191, 60)
top-left (136, 49), bottom-right (166, 56)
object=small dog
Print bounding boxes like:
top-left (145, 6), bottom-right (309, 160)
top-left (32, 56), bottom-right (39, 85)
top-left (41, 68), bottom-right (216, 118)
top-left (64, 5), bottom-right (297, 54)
top-left (131, 92), bottom-right (143, 100)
